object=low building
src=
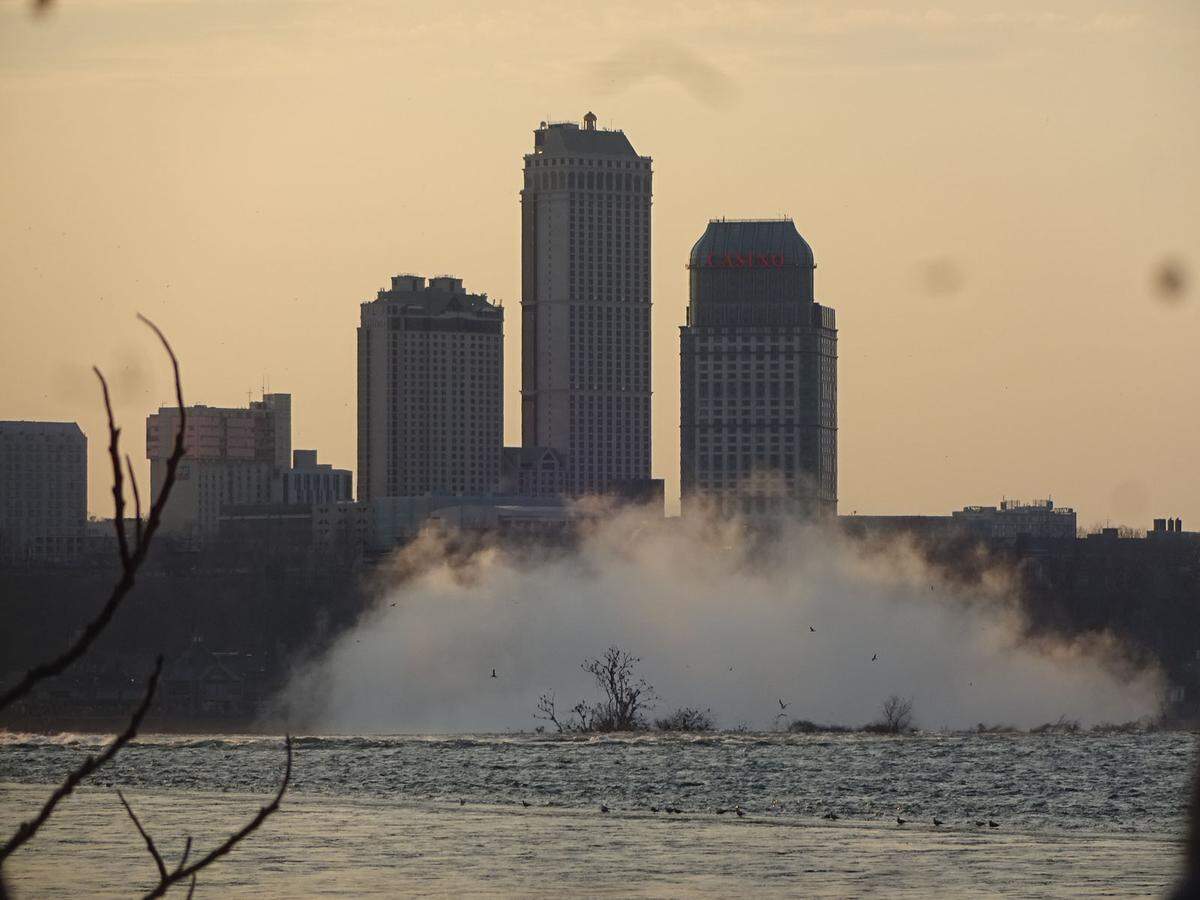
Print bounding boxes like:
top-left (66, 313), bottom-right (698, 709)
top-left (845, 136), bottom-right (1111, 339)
top-left (147, 394), bottom-right (292, 539)
top-left (952, 499), bottom-right (1076, 542)
top-left (0, 421), bottom-right (87, 562)
top-left (282, 450), bottom-right (352, 505)
top-left (500, 446), bottom-right (568, 497)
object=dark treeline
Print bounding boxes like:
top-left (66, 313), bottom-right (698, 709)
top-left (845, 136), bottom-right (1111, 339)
top-left (895, 528), bottom-right (1200, 721)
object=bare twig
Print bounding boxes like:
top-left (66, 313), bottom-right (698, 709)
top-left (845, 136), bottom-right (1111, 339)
top-left (118, 791), bottom-right (168, 884)
top-left (0, 316), bottom-right (185, 714)
top-left (121, 737), bottom-right (293, 899)
top-left (0, 657), bottom-right (163, 864)
top-left (125, 453), bottom-right (144, 548)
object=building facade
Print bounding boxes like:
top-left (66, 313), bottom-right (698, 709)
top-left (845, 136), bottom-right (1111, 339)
top-left (951, 499), bottom-right (1076, 541)
top-left (520, 111), bottom-right (653, 496)
top-left (283, 449), bottom-right (352, 505)
top-left (679, 219), bottom-right (838, 520)
top-left (0, 421), bottom-right (87, 561)
top-left (146, 394), bottom-right (292, 538)
top-left (357, 274), bottom-right (503, 501)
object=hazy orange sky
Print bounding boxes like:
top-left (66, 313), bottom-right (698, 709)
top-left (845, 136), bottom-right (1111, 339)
top-left (1, 1), bottom-right (1196, 524)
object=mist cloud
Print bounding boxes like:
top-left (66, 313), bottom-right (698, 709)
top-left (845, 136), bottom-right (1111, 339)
top-left (589, 39), bottom-right (740, 109)
top-left (282, 508), bottom-right (1161, 733)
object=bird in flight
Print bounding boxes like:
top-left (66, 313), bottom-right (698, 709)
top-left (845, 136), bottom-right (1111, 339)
top-left (809, 626), bottom-right (816, 633)
top-left (778, 698), bottom-right (789, 711)
top-left (871, 653), bottom-right (877, 661)
top-left (491, 669), bottom-right (497, 678)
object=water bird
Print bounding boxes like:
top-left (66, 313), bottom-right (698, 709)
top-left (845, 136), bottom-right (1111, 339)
top-left (822, 811), bottom-right (839, 821)
top-left (871, 653), bottom-right (877, 661)
top-left (649, 806), bottom-right (659, 813)
top-left (521, 801), bottom-right (530, 808)
top-left (716, 808), bottom-right (727, 815)
top-left (988, 820), bottom-right (999, 828)
top-left (600, 804), bottom-right (610, 813)
top-left (459, 799), bottom-right (465, 806)
top-left (896, 816), bottom-right (907, 825)
top-left (491, 669), bottom-right (497, 678)
top-left (736, 808), bottom-right (746, 818)
top-left (933, 817), bottom-right (944, 826)
top-left (974, 820), bottom-right (985, 827)
top-left (778, 699), bottom-right (789, 711)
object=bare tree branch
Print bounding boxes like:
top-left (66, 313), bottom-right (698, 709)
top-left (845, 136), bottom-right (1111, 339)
top-left (122, 737), bottom-right (293, 899)
top-left (118, 791), bottom-right (168, 884)
top-left (0, 316), bottom-right (185, 714)
top-left (125, 453), bottom-right (144, 548)
top-left (0, 656), bottom-right (163, 864)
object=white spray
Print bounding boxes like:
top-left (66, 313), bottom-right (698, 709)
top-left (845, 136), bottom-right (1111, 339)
top-left (283, 508), bottom-right (1161, 733)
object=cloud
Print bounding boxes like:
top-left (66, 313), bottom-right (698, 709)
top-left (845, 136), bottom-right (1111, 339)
top-left (589, 39), bottom-right (740, 109)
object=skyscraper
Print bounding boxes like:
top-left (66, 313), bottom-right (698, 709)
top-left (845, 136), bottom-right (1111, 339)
top-left (357, 274), bottom-right (503, 501)
top-left (0, 421), bottom-right (87, 561)
top-left (679, 219), bottom-right (837, 520)
top-left (520, 112), bottom-right (653, 496)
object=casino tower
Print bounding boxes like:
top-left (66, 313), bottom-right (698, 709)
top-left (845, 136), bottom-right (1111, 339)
top-left (679, 219), bottom-right (837, 520)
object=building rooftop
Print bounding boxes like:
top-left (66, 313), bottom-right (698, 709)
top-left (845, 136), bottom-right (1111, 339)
top-left (0, 421), bottom-right (85, 437)
top-left (689, 218), bottom-right (814, 272)
top-left (532, 112), bottom-right (641, 158)
top-left (370, 274), bottom-right (500, 316)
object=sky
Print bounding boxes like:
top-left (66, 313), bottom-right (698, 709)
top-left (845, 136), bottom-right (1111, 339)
top-left (0, 0), bottom-right (1197, 524)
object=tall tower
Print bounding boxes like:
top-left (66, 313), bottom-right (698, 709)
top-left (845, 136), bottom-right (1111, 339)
top-left (679, 219), bottom-right (837, 520)
top-left (520, 113), bottom-right (653, 496)
top-left (357, 274), bottom-right (503, 501)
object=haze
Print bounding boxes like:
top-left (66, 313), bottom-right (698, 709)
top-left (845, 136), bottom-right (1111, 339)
top-left (1, 0), bottom-right (1196, 523)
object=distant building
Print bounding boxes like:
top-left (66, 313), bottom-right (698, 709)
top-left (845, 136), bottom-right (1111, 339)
top-left (0, 421), bottom-right (87, 561)
top-left (500, 446), bottom-right (567, 497)
top-left (679, 219), bottom-right (838, 520)
top-left (952, 499), bottom-right (1076, 541)
top-left (146, 394), bottom-right (292, 539)
top-left (520, 112), bottom-right (654, 498)
top-left (368, 495), bottom-right (585, 548)
top-left (357, 274), bottom-right (503, 501)
top-left (841, 499), bottom-right (1078, 545)
top-left (283, 450), bottom-right (352, 505)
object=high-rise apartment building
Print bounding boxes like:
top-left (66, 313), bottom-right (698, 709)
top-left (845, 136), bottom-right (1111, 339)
top-left (146, 394), bottom-right (292, 537)
top-left (679, 219), bottom-right (837, 519)
top-left (0, 421), bottom-right (87, 561)
top-left (520, 112), bottom-right (653, 496)
top-left (357, 274), bottom-right (503, 501)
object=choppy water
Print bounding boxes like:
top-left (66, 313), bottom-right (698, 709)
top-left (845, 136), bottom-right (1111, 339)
top-left (1, 731), bottom-right (1196, 897)
top-left (2, 731), bottom-right (1195, 833)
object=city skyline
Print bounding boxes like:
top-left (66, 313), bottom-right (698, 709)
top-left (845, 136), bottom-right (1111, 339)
top-left (0, 1), bottom-right (1197, 525)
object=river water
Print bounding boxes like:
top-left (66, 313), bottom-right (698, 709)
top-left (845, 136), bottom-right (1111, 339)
top-left (1, 731), bottom-right (1195, 896)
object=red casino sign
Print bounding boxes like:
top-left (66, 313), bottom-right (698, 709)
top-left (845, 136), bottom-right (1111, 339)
top-left (692, 252), bottom-right (787, 269)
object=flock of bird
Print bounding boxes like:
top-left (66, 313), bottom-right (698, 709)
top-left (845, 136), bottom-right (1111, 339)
top-left (457, 798), bottom-right (1001, 830)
